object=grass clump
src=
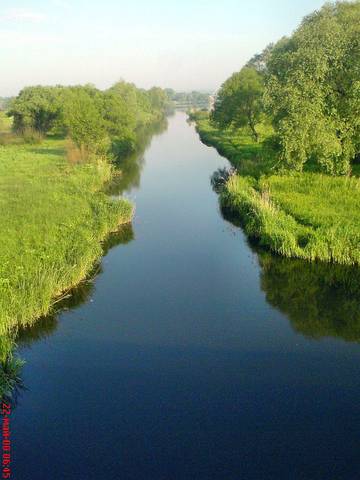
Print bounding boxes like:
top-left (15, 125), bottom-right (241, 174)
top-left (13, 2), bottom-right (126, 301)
top-left (0, 137), bottom-right (132, 334)
top-left (222, 174), bottom-right (360, 265)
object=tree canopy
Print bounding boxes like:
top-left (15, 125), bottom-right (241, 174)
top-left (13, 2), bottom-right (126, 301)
top-left (265, 0), bottom-right (360, 174)
top-left (8, 82), bottom-right (170, 156)
top-left (211, 0), bottom-right (360, 174)
top-left (212, 67), bottom-right (264, 142)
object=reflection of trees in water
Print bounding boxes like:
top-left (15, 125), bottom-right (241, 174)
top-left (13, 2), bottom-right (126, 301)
top-left (1, 223), bottom-right (134, 401)
top-left (219, 203), bottom-right (360, 344)
top-left (259, 252), bottom-right (360, 342)
top-left (107, 119), bottom-right (168, 196)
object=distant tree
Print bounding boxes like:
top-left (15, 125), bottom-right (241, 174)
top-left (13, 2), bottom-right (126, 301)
top-left (212, 66), bottom-right (264, 142)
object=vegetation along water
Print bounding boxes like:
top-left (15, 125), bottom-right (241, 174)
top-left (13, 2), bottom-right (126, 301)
top-left (0, 1), bottom-right (360, 478)
top-left (5, 111), bottom-right (360, 480)
top-left (192, 1), bottom-right (360, 265)
top-left (0, 82), bottom-right (171, 398)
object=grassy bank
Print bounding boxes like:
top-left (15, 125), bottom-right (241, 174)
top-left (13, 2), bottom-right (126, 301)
top-left (195, 117), bottom-right (360, 265)
top-left (195, 117), bottom-right (276, 177)
top-left (0, 136), bottom-right (132, 334)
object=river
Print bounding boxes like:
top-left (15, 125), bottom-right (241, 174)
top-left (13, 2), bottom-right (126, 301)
top-left (12, 112), bottom-right (360, 479)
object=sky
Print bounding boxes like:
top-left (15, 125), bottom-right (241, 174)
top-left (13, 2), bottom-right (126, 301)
top-left (0, 0), bottom-right (327, 96)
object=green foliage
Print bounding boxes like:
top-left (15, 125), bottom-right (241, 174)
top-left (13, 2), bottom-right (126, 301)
top-left (265, 1), bottom-right (360, 173)
top-left (7, 82), bottom-right (169, 155)
top-left (192, 1), bottom-right (360, 266)
top-left (147, 87), bottom-right (171, 113)
top-left (212, 67), bottom-right (264, 141)
top-left (188, 110), bottom-right (209, 122)
top-left (0, 81), bottom-right (168, 334)
top-left (195, 118), bottom-right (276, 177)
top-left (0, 138), bottom-right (133, 334)
top-left (62, 87), bottom-right (108, 156)
top-left (8, 86), bottom-right (63, 135)
top-left (165, 89), bottom-right (210, 109)
top-left (0, 336), bottom-right (24, 401)
top-left (0, 112), bottom-right (12, 134)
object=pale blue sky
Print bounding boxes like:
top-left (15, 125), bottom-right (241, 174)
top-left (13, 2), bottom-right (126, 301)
top-left (0, 0), bottom-right (326, 96)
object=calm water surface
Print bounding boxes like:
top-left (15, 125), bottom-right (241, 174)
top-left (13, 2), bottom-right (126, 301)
top-left (13, 112), bottom-right (360, 479)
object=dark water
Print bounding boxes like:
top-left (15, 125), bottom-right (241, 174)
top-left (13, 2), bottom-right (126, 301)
top-left (11, 112), bottom-right (360, 479)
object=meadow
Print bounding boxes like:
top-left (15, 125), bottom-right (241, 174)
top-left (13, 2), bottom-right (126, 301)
top-left (0, 128), bottom-right (132, 335)
top-left (195, 117), bottom-right (360, 265)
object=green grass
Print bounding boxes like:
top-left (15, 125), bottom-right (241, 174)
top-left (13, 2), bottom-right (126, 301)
top-left (222, 173), bottom-right (360, 265)
top-left (195, 118), bottom-right (276, 178)
top-left (195, 117), bottom-right (360, 265)
top-left (0, 111), bottom-right (12, 132)
top-left (0, 137), bottom-right (132, 334)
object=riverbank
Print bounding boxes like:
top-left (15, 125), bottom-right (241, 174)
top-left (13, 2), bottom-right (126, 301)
top-left (0, 136), bottom-right (133, 334)
top-left (195, 117), bottom-right (360, 265)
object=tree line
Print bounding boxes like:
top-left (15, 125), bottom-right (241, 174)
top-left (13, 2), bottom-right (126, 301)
top-left (7, 82), bottom-right (171, 158)
top-left (165, 89), bottom-right (210, 108)
top-left (212, 0), bottom-right (360, 174)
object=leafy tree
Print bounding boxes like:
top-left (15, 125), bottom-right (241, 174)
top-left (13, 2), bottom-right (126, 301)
top-left (147, 87), bottom-right (170, 113)
top-left (62, 88), bottom-right (108, 155)
top-left (212, 66), bottom-right (264, 142)
top-left (8, 86), bottom-right (63, 134)
top-left (265, 1), bottom-right (360, 174)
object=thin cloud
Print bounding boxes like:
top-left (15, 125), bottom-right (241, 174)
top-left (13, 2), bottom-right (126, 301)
top-left (1, 8), bottom-right (47, 23)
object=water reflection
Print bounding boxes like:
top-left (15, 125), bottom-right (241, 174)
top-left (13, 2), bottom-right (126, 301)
top-left (107, 119), bottom-right (168, 196)
top-left (259, 251), bottom-right (360, 342)
top-left (220, 204), bottom-right (360, 344)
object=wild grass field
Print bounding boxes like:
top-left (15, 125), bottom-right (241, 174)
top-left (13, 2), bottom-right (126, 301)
top-left (0, 133), bottom-right (132, 334)
top-left (195, 117), bottom-right (360, 265)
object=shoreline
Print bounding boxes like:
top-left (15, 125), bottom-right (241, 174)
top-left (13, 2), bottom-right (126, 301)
top-left (194, 117), bottom-right (360, 266)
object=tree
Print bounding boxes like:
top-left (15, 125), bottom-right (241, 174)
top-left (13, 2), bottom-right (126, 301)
top-left (264, 1), bottom-right (360, 174)
top-left (62, 88), bottom-right (108, 155)
top-left (212, 66), bottom-right (264, 142)
top-left (8, 86), bottom-right (63, 134)
top-left (147, 87), bottom-right (170, 114)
